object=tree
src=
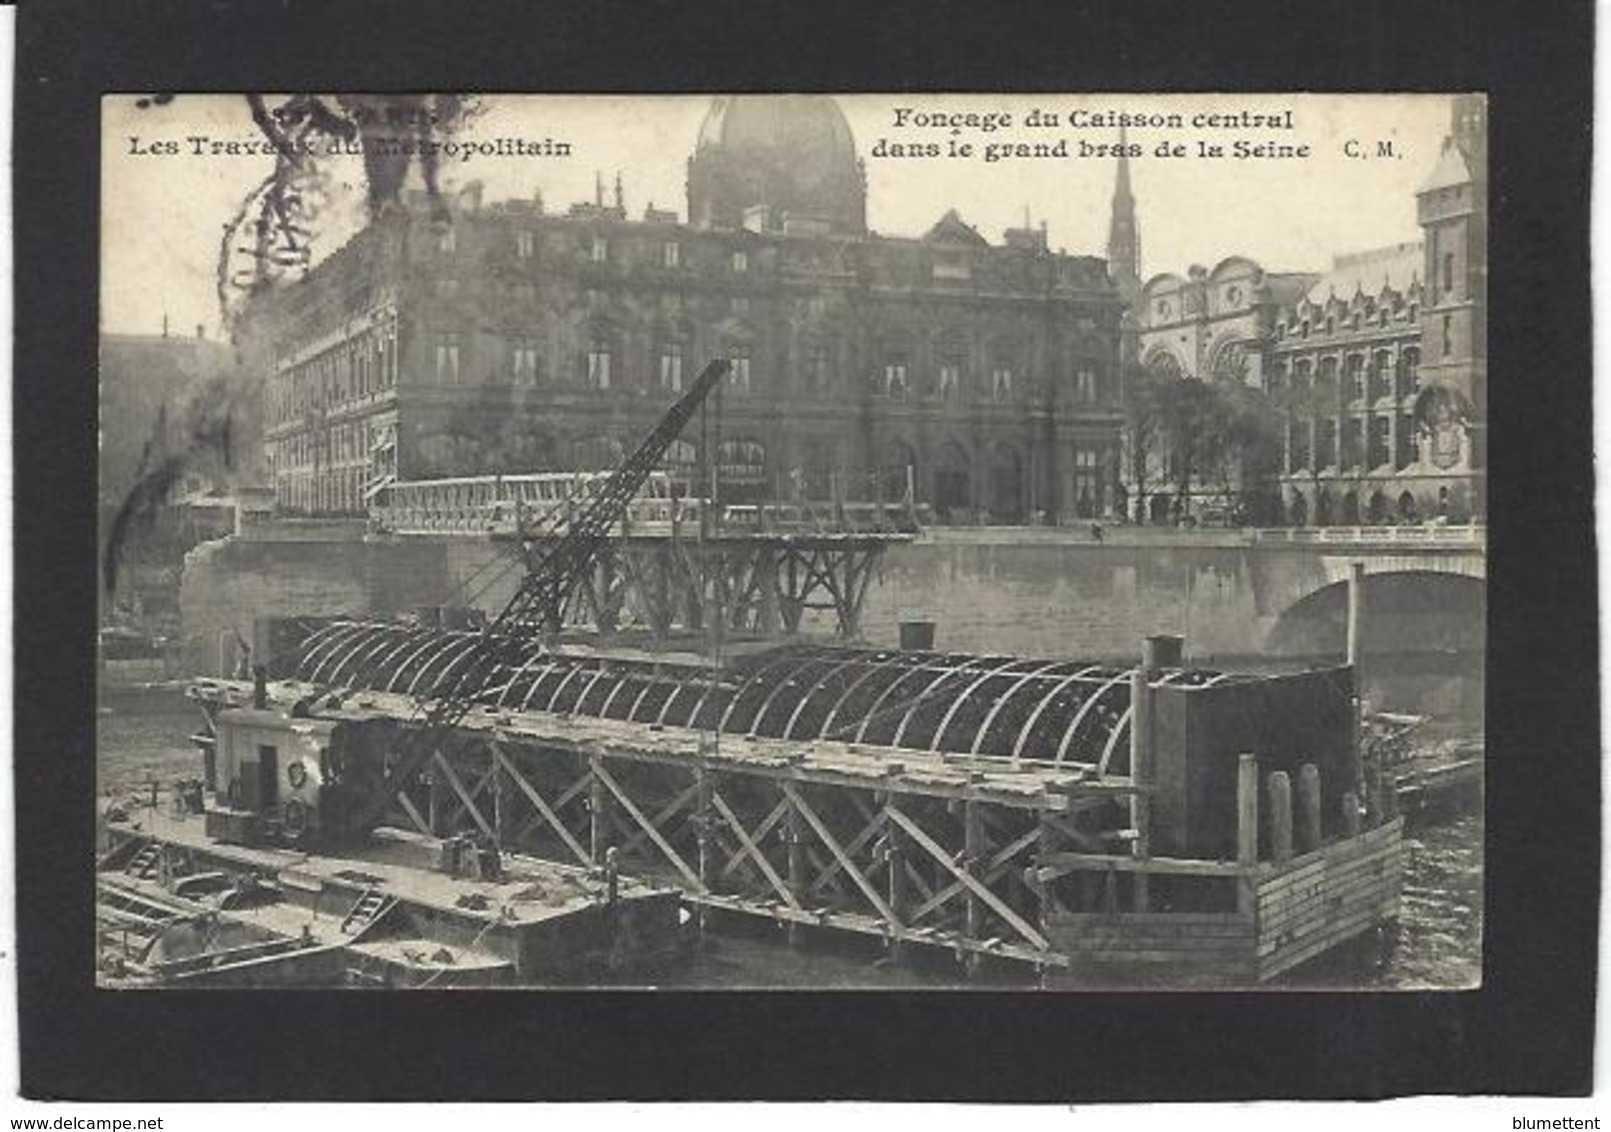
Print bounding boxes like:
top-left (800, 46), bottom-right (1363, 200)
top-left (1119, 361), bottom-right (1170, 523)
top-left (1122, 363), bottom-right (1282, 524)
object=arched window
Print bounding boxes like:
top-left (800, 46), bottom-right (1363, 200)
top-left (1288, 490), bottom-right (1309, 528)
top-left (989, 442), bottom-right (1025, 524)
top-left (1367, 490), bottom-right (1388, 524)
top-left (716, 439), bottom-right (766, 482)
top-left (1397, 491), bottom-right (1419, 522)
top-left (873, 439), bottom-right (913, 503)
top-left (933, 440), bottom-right (972, 522)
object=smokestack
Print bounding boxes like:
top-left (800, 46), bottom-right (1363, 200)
top-left (253, 664), bottom-right (268, 710)
top-left (1143, 633), bottom-right (1184, 670)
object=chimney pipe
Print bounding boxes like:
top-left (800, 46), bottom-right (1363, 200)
top-left (253, 664), bottom-right (269, 710)
top-left (1143, 633), bottom-right (1184, 670)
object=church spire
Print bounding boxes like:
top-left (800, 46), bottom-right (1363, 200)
top-left (1106, 126), bottom-right (1141, 293)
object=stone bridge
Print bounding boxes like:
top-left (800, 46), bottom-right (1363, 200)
top-left (179, 521), bottom-right (1484, 716)
top-left (861, 525), bottom-right (1484, 661)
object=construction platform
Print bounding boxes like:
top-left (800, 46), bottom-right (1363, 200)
top-left (170, 624), bottom-right (1405, 985)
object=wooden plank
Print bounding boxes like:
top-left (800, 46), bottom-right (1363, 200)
top-left (710, 790), bottom-right (802, 911)
top-left (1259, 873), bottom-right (1396, 923)
top-left (887, 807), bottom-right (1050, 953)
top-left (393, 790), bottom-right (433, 837)
top-left (1251, 819), bottom-right (1404, 882)
top-left (719, 797), bottom-right (790, 880)
top-left (784, 782), bottom-right (896, 923)
top-left (613, 782), bottom-right (701, 860)
top-left (1259, 858), bottom-right (1405, 920)
top-left (592, 759), bottom-right (704, 890)
top-left (1258, 901), bottom-right (1398, 978)
top-left (1045, 911), bottom-right (1253, 930)
top-left (1261, 892), bottom-right (1400, 950)
top-left (1047, 920), bottom-right (1256, 941)
top-left (912, 823), bottom-right (1040, 921)
top-left (431, 752), bottom-right (495, 839)
top-left (493, 745), bottom-right (592, 866)
top-left (1260, 879), bottom-right (1402, 940)
top-left (1036, 852), bottom-right (1247, 879)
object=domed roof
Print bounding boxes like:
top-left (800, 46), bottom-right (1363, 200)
top-left (697, 96), bottom-right (858, 170)
top-left (688, 96), bottom-right (866, 234)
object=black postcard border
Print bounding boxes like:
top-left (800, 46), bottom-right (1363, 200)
top-left (14, 0), bottom-right (1598, 1101)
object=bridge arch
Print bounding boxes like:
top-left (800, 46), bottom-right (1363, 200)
top-left (1265, 567), bottom-right (1484, 719)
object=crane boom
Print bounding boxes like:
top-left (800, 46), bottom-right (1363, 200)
top-left (338, 358), bottom-right (730, 840)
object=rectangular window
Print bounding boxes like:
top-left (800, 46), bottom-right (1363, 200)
top-left (516, 230), bottom-right (535, 258)
top-left (590, 236), bottom-right (608, 263)
top-left (938, 362), bottom-right (961, 401)
top-left (729, 349), bottom-right (752, 393)
top-left (659, 344), bottom-right (684, 392)
top-left (662, 241), bottom-right (680, 268)
top-left (511, 340), bottom-right (540, 383)
top-left (1395, 413), bottom-right (1416, 469)
top-left (1342, 419), bottom-right (1363, 470)
top-left (1345, 357), bottom-right (1365, 403)
top-left (991, 366), bottom-right (1013, 402)
top-left (1316, 419), bottom-right (1337, 468)
top-left (1074, 366), bottom-right (1097, 405)
top-left (808, 344), bottom-right (829, 390)
top-left (731, 250), bottom-right (748, 274)
top-left (586, 347), bottom-right (612, 390)
top-left (435, 334), bottom-right (461, 384)
top-left (883, 361), bottom-right (908, 400)
top-left (1369, 415), bottom-right (1391, 469)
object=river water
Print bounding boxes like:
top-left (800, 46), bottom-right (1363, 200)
top-left (96, 687), bottom-right (1482, 990)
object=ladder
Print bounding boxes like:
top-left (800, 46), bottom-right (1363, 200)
top-left (340, 888), bottom-right (391, 935)
top-left (125, 844), bottom-right (162, 880)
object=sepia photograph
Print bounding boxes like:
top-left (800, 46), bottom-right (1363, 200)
top-left (95, 91), bottom-right (1486, 993)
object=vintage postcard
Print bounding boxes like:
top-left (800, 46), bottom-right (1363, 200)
top-left (96, 93), bottom-right (1484, 991)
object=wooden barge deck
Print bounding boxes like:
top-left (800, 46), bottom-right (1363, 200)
top-left (97, 804), bottom-right (681, 987)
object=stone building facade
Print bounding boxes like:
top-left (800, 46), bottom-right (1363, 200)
top-left (1119, 94), bottom-right (1487, 526)
top-left (251, 96), bottom-right (1127, 525)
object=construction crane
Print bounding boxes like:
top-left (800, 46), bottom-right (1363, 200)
top-left (333, 358), bottom-right (730, 843)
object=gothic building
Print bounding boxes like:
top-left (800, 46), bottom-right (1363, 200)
top-left (1118, 95), bottom-right (1487, 527)
top-left (251, 95), bottom-right (1128, 525)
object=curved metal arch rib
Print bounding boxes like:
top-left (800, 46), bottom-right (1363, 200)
top-left (1008, 665), bottom-right (1108, 765)
top-left (1050, 668), bottom-right (1136, 767)
top-left (327, 627), bottom-right (424, 689)
top-left (901, 657), bottom-right (1024, 752)
top-left (302, 622), bottom-right (379, 685)
top-left (851, 655), bottom-right (974, 744)
top-left (1092, 669), bottom-right (1193, 776)
top-left (965, 659), bottom-right (1070, 756)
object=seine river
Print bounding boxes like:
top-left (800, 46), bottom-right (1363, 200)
top-left (96, 687), bottom-right (1482, 991)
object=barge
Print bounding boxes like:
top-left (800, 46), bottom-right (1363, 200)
top-left (96, 619), bottom-right (1410, 988)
